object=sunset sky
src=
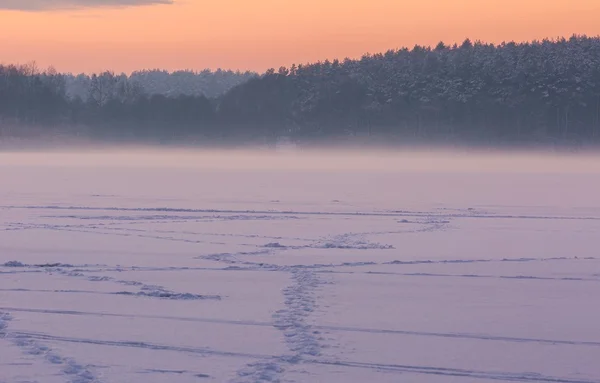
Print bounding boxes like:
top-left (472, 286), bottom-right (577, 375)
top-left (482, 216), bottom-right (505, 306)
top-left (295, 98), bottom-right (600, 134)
top-left (1, 0), bottom-right (600, 74)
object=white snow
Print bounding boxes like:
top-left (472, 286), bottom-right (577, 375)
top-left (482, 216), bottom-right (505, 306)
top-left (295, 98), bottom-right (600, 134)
top-left (1, 149), bottom-right (600, 383)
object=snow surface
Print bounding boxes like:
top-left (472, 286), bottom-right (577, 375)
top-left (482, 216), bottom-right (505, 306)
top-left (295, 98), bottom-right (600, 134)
top-left (1, 150), bottom-right (600, 383)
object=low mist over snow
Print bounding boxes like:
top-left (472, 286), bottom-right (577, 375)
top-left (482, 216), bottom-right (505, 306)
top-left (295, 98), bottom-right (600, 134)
top-left (3, 147), bottom-right (600, 171)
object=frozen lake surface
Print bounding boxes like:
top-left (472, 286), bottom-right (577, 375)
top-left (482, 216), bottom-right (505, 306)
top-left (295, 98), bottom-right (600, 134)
top-left (1, 149), bottom-right (600, 383)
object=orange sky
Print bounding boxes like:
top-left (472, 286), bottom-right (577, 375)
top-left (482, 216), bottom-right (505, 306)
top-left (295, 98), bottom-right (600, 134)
top-left (1, 0), bottom-right (600, 74)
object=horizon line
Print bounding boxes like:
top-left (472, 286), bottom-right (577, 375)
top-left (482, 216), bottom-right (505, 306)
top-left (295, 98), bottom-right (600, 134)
top-left (2, 33), bottom-right (598, 76)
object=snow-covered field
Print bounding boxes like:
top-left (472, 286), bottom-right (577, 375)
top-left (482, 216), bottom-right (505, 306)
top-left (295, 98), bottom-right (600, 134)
top-left (1, 150), bottom-right (600, 383)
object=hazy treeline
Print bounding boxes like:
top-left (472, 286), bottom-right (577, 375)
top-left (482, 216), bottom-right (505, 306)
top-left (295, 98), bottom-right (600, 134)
top-left (64, 69), bottom-right (257, 100)
top-left (2, 35), bottom-right (600, 146)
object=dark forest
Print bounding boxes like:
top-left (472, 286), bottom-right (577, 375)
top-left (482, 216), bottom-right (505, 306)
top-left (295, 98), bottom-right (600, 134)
top-left (2, 35), bottom-right (600, 148)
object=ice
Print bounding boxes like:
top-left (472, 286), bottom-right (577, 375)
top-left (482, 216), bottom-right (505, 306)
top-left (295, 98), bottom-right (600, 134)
top-left (1, 149), bottom-right (600, 383)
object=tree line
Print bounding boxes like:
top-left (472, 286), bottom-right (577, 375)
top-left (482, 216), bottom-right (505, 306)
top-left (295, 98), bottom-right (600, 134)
top-left (2, 35), bottom-right (600, 147)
